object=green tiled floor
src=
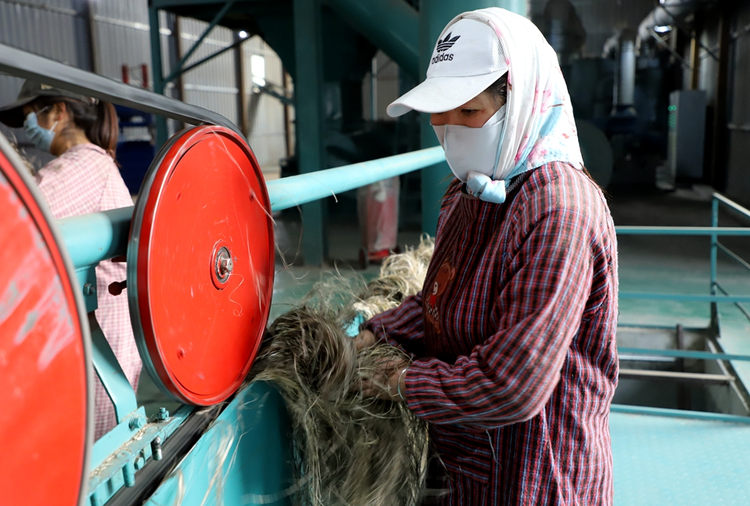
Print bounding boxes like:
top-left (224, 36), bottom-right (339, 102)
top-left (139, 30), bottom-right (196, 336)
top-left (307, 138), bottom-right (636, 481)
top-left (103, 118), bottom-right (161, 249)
top-left (606, 188), bottom-right (750, 504)
top-left (611, 412), bottom-right (750, 505)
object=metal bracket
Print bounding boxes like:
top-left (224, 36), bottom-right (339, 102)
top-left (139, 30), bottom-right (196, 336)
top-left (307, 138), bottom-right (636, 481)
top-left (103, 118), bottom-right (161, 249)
top-left (89, 313), bottom-right (138, 423)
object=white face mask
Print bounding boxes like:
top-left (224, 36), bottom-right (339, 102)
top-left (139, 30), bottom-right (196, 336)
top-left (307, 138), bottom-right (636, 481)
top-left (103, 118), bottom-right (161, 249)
top-left (432, 104), bottom-right (506, 182)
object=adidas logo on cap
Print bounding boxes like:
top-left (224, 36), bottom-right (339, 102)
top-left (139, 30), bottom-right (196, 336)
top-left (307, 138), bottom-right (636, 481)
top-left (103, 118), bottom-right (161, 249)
top-left (432, 32), bottom-right (460, 64)
top-left (437, 33), bottom-right (460, 52)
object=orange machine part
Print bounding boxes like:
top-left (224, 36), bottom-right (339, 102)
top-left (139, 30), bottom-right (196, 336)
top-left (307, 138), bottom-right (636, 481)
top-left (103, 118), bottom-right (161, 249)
top-left (0, 145), bottom-right (89, 505)
top-left (130, 126), bottom-right (274, 405)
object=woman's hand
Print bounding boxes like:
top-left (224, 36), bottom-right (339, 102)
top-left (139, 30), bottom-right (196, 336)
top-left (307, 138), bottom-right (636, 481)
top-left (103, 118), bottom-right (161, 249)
top-left (358, 357), bottom-right (410, 401)
top-left (354, 329), bottom-right (377, 351)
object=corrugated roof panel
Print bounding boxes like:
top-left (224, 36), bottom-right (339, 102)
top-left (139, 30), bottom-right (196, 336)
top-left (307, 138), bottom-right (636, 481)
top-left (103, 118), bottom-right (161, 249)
top-left (92, 0), bottom-right (148, 25)
top-left (93, 20), bottom-right (151, 81)
top-left (0, 0), bottom-right (287, 174)
top-left (0, 1), bottom-right (90, 68)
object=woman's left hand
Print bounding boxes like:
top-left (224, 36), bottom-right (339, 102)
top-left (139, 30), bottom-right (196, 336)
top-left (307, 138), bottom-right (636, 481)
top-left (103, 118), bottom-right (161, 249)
top-left (358, 357), bottom-right (411, 401)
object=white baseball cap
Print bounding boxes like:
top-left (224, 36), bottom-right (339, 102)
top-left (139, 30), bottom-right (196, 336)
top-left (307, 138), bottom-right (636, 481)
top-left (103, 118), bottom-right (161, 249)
top-left (387, 18), bottom-right (508, 117)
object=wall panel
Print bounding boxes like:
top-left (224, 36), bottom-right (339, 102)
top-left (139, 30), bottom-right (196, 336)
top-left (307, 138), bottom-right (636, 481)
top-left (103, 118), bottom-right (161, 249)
top-left (0, 0), bottom-right (288, 175)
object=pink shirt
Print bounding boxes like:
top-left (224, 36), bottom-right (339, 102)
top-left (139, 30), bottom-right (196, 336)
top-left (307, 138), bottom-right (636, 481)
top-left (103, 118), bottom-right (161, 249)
top-left (36, 143), bottom-right (141, 440)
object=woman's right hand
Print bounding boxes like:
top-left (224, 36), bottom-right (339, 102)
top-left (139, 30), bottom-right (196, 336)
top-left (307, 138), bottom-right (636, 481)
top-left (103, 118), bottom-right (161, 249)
top-left (354, 329), bottom-right (377, 351)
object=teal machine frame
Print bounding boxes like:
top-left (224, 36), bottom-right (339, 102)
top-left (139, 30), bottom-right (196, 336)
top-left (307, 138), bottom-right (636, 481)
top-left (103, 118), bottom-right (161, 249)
top-left (58, 146), bottom-right (444, 506)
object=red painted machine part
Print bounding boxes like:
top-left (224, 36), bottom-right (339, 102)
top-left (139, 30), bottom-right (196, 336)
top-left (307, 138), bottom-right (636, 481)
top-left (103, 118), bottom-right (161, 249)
top-left (135, 126), bottom-right (274, 405)
top-left (0, 149), bottom-right (89, 505)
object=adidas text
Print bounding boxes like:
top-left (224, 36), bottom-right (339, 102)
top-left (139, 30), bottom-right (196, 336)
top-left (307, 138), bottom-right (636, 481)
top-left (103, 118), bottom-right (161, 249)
top-left (432, 53), bottom-right (454, 64)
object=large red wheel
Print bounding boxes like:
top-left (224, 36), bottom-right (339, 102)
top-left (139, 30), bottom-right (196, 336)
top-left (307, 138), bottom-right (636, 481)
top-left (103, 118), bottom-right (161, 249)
top-left (128, 126), bottom-right (274, 405)
top-left (0, 134), bottom-right (91, 505)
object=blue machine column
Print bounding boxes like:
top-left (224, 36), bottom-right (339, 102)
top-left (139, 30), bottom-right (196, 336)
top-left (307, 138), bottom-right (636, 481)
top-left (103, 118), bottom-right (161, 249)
top-left (325, 0), bottom-right (420, 79)
top-left (294, 0), bottom-right (328, 265)
top-left (419, 0), bottom-right (526, 236)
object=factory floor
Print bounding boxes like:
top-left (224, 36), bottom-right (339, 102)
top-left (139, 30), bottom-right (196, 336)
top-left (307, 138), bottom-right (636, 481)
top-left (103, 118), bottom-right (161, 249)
top-left (137, 183), bottom-right (750, 505)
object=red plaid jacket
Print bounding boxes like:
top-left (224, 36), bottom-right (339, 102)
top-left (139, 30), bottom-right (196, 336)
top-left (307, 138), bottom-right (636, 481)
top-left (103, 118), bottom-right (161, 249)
top-left (37, 144), bottom-right (141, 440)
top-left (367, 162), bottom-right (618, 505)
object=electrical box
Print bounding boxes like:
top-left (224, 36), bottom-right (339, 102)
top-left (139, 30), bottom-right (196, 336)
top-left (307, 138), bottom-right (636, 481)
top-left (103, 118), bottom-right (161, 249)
top-left (668, 90), bottom-right (706, 181)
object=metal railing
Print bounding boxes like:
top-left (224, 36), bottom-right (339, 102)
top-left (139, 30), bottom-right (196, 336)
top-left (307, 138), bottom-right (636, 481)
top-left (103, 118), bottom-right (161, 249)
top-left (616, 192), bottom-right (750, 306)
top-left (711, 193), bottom-right (750, 319)
top-left (612, 191), bottom-right (750, 423)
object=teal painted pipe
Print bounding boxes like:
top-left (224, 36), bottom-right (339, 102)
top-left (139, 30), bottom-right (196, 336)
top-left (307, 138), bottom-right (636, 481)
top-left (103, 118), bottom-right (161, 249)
top-left (54, 178), bottom-right (750, 270)
top-left (325, 0), bottom-right (419, 78)
top-left (619, 291), bottom-right (750, 303)
top-left (717, 241), bottom-right (750, 272)
top-left (57, 206), bottom-right (133, 269)
top-left (419, 0), bottom-right (527, 237)
top-left (267, 146), bottom-right (445, 212)
top-left (56, 147), bottom-right (444, 269)
top-left (616, 226), bottom-right (750, 236)
top-left (618, 347), bottom-right (750, 362)
top-left (611, 404), bottom-right (750, 424)
top-left (714, 192), bottom-right (750, 218)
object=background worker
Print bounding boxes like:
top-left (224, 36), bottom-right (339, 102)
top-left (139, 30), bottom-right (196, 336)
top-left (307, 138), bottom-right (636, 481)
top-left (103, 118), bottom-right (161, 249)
top-left (357, 8), bottom-right (619, 505)
top-left (0, 81), bottom-right (142, 440)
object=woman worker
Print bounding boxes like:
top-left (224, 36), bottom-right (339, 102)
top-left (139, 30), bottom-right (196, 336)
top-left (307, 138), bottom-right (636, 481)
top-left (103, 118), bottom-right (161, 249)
top-left (357, 8), bottom-right (618, 505)
top-left (0, 81), bottom-right (142, 440)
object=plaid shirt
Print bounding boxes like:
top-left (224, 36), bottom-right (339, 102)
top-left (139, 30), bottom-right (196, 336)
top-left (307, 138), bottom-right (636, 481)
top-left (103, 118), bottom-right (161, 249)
top-left (36, 143), bottom-right (141, 440)
top-left (367, 163), bottom-right (618, 505)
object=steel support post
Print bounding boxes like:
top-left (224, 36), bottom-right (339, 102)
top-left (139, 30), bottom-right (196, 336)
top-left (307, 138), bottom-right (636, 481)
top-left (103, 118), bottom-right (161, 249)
top-left (711, 197), bottom-right (719, 295)
top-left (149, 5), bottom-right (168, 148)
top-left (711, 196), bottom-right (720, 333)
top-left (419, 0), bottom-right (526, 236)
top-left (233, 31), bottom-right (247, 135)
top-left (294, 0), bottom-right (327, 266)
top-left (164, 0), bottom-right (237, 85)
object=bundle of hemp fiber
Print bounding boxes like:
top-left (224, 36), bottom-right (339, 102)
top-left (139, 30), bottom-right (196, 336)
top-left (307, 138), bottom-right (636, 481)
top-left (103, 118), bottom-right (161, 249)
top-left (247, 238), bottom-right (434, 506)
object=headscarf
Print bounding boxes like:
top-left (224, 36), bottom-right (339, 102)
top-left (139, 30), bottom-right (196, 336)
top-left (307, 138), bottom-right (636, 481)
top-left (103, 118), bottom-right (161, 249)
top-left (443, 8), bottom-right (584, 183)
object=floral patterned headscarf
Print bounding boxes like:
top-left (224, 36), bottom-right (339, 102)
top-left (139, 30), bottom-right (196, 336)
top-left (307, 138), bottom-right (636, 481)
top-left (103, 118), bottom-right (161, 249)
top-left (443, 8), bottom-right (584, 182)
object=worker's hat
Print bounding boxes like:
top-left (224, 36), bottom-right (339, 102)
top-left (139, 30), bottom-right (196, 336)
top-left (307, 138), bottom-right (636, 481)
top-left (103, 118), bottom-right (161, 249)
top-left (387, 17), bottom-right (508, 117)
top-left (0, 80), bottom-right (92, 128)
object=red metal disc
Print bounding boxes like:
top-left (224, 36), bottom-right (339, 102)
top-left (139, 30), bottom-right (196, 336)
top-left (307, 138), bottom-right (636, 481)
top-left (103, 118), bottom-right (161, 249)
top-left (129, 126), bottom-right (274, 405)
top-left (0, 136), bottom-right (90, 505)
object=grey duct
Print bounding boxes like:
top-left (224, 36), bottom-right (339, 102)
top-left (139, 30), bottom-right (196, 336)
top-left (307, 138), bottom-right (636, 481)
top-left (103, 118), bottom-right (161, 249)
top-left (603, 29), bottom-right (637, 112)
top-left (637, 0), bottom-right (714, 45)
top-left (614, 29), bottom-right (637, 110)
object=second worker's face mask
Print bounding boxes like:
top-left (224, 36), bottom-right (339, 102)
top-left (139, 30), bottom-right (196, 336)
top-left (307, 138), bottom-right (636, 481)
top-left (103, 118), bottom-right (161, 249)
top-left (432, 104), bottom-right (506, 182)
top-left (23, 107), bottom-right (57, 152)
